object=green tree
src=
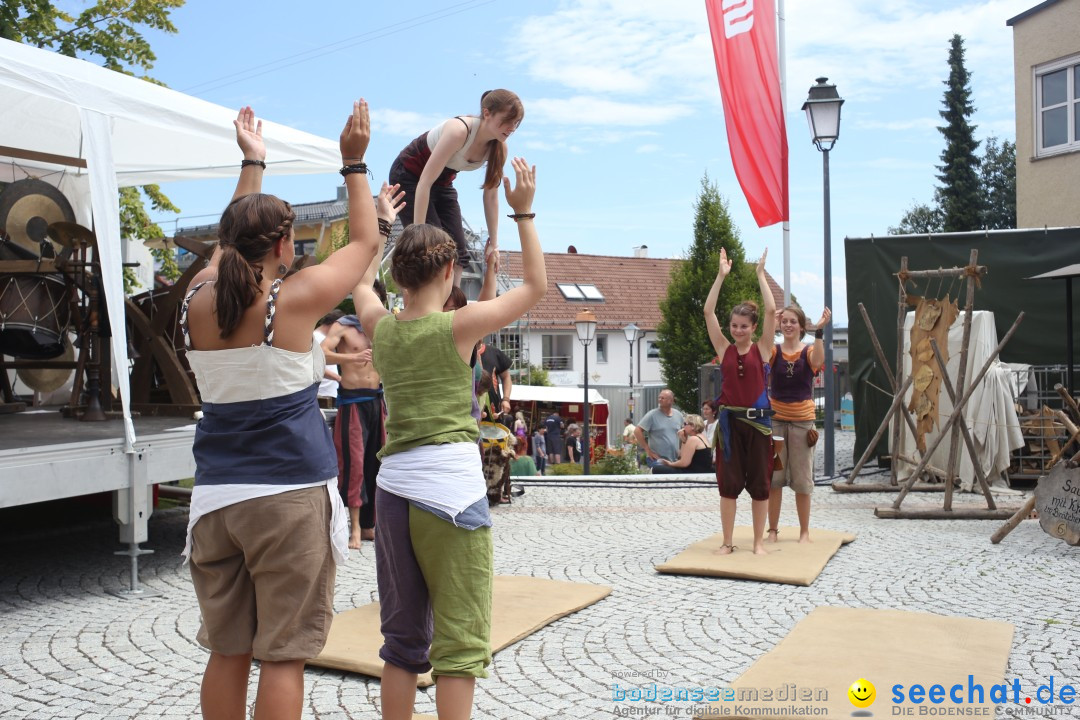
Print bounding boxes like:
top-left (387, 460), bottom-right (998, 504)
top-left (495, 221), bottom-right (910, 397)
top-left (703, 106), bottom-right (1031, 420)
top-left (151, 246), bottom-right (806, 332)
top-left (979, 136), bottom-right (1016, 230)
top-left (936, 34), bottom-right (982, 232)
top-left (2, 0), bottom-right (186, 288)
top-left (890, 200), bottom-right (944, 235)
top-left (657, 174), bottom-right (756, 412)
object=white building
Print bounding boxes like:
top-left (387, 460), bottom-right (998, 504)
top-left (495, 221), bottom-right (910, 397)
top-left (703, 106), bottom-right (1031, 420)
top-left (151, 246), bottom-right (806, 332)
top-left (497, 249), bottom-right (783, 389)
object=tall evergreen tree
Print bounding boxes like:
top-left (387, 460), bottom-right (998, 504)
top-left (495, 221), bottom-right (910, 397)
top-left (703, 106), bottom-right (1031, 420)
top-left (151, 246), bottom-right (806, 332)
top-left (657, 175), bottom-right (757, 412)
top-left (936, 34), bottom-right (982, 232)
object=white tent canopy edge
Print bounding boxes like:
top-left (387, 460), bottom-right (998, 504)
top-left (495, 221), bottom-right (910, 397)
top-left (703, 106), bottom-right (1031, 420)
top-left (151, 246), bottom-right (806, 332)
top-left (0, 37), bottom-right (341, 452)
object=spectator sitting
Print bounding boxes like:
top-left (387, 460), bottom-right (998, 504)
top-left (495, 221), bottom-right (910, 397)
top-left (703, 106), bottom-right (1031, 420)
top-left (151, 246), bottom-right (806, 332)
top-left (652, 414), bottom-right (714, 474)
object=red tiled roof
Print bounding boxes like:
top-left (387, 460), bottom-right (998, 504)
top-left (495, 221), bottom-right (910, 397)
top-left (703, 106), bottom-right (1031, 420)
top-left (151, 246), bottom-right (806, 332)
top-left (502, 251), bottom-right (784, 331)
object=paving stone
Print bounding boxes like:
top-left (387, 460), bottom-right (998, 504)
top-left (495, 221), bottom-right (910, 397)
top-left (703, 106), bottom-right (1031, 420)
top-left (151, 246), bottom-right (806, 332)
top-left (0, 431), bottom-right (1077, 718)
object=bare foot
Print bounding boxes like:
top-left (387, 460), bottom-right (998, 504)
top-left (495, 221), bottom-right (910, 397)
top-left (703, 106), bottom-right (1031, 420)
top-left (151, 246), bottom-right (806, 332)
top-left (712, 544), bottom-right (735, 556)
top-left (765, 529), bottom-right (779, 544)
top-left (361, 528), bottom-right (375, 541)
top-left (753, 543), bottom-right (769, 556)
top-left (349, 534), bottom-right (362, 550)
top-left (798, 533), bottom-right (812, 544)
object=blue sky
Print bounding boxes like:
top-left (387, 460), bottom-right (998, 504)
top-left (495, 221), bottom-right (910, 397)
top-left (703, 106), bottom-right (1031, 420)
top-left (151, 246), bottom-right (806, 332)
top-left (144, 0), bottom-right (1035, 326)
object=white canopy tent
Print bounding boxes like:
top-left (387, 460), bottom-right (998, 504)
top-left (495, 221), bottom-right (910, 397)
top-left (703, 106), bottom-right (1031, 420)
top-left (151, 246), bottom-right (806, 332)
top-left (0, 37), bottom-right (341, 451)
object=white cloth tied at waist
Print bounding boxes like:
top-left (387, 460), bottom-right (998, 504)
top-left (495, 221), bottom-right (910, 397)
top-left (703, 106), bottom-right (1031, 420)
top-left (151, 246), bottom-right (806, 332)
top-left (181, 478), bottom-right (349, 566)
top-left (377, 442), bottom-right (486, 520)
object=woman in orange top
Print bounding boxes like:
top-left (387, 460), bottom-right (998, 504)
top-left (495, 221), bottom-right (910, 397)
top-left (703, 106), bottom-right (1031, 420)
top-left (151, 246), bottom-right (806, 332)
top-left (768, 304), bottom-right (830, 544)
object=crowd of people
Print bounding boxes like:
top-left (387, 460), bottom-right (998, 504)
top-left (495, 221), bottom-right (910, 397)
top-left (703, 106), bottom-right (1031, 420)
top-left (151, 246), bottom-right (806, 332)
top-left (179, 92), bottom-right (830, 720)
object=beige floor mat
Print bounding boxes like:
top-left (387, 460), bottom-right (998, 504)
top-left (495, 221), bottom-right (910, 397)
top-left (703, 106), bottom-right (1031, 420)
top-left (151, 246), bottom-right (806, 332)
top-left (655, 526), bottom-right (856, 586)
top-left (693, 606), bottom-right (1013, 719)
top-left (308, 575), bottom-right (611, 686)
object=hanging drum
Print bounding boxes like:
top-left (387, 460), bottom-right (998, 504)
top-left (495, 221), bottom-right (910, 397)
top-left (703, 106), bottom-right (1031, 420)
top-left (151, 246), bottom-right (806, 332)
top-left (0, 179), bottom-right (76, 358)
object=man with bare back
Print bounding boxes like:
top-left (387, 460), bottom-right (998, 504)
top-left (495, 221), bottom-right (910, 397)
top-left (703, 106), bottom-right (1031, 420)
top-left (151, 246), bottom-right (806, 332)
top-left (322, 314), bottom-right (384, 548)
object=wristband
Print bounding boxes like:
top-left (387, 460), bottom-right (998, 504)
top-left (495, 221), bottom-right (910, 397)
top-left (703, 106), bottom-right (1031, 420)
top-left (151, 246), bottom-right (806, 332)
top-left (507, 212), bottom-right (535, 221)
top-left (340, 163), bottom-right (369, 177)
top-left (377, 218), bottom-right (393, 238)
top-left (241, 159), bottom-right (266, 170)
top-left (814, 329), bottom-right (824, 340)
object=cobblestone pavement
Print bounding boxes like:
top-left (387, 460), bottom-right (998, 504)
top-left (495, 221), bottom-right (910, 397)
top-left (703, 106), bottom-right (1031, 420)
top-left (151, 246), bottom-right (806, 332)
top-left (1, 432), bottom-right (1077, 719)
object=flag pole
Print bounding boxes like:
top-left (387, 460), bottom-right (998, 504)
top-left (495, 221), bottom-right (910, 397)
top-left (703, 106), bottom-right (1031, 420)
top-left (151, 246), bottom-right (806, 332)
top-left (778, 0), bottom-right (791, 307)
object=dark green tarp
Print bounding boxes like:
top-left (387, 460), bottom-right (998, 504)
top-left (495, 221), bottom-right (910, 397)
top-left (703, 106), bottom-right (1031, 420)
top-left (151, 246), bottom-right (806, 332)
top-left (845, 228), bottom-right (1080, 463)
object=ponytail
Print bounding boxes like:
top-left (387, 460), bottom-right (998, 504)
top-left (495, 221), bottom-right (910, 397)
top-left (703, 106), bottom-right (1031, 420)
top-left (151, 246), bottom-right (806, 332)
top-left (214, 193), bottom-right (295, 338)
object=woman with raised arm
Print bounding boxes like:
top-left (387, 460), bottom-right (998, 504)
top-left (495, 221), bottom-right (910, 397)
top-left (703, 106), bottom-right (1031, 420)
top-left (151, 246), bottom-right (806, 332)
top-left (181, 102), bottom-right (403, 720)
top-left (767, 304), bottom-right (831, 544)
top-left (703, 248), bottom-right (777, 557)
top-left (390, 89), bottom-right (524, 286)
top-left (353, 157), bottom-right (543, 720)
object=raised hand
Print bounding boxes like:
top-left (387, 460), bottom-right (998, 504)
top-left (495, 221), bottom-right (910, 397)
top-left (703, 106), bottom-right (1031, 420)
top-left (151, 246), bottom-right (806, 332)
top-left (484, 237), bottom-right (500, 271)
top-left (234, 106), bottom-right (265, 162)
top-left (756, 248), bottom-right (768, 277)
top-left (376, 182), bottom-right (406, 223)
top-left (501, 157), bottom-right (536, 214)
top-left (340, 99), bottom-right (371, 162)
top-left (718, 247), bottom-right (733, 278)
top-left (816, 307), bottom-right (832, 329)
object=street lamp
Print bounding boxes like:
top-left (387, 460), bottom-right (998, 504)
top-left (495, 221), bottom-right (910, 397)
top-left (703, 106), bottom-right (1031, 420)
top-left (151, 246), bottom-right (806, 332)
top-left (623, 323), bottom-right (641, 420)
top-left (802, 76), bottom-right (844, 478)
top-left (575, 309), bottom-right (598, 475)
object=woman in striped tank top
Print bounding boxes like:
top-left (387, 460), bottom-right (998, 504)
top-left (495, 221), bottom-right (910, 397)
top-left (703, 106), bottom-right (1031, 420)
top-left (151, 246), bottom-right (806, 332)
top-left (767, 304), bottom-right (831, 544)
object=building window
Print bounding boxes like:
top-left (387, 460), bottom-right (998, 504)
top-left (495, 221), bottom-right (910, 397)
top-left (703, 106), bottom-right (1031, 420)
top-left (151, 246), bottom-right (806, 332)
top-left (647, 341), bottom-right (660, 360)
top-left (496, 331), bottom-right (521, 366)
top-left (294, 239), bottom-right (316, 256)
top-left (541, 334), bottom-right (573, 371)
top-left (556, 283), bottom-right (605, 302)
top-left (1036, 55), bottom-right (1080, 156)
top-left (596, 334), bottom-right (607, 363)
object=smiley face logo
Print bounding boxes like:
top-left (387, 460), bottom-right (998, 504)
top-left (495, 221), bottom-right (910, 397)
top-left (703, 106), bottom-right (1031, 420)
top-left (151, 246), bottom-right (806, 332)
top-left (848, 678), bottom-right (876, 708)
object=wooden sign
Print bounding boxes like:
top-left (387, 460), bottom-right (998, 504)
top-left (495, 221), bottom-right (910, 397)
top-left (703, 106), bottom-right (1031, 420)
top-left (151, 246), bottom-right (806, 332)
top-left (1034, 463), bottom-right (1080, 546)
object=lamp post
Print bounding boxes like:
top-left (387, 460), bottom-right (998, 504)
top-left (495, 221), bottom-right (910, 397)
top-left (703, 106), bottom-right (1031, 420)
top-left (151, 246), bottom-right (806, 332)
top-left (623, 323), bottom-right (641, 420)
top-left (575, 309), bottom-right (598, 475)
top-left (802, 77), bottom-right (844, 478)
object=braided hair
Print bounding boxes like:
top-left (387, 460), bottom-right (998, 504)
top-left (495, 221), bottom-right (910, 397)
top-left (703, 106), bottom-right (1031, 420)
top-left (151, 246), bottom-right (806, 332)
top-left (390, 224), bottom-right (458, 291)
top-left (215, 193), bottom-right (295, 338)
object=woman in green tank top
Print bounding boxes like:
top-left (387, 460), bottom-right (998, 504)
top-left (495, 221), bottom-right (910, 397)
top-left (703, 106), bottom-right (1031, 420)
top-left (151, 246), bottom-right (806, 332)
top-left (354, 156), bottom-right (545, 720)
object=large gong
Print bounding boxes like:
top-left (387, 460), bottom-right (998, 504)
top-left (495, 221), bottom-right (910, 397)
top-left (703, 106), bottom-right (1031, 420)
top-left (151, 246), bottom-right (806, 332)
top-left (0, 178), bottom-right (76, 255)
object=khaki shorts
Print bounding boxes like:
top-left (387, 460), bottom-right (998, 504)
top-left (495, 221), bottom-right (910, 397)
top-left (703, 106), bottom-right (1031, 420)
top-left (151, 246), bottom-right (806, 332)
top-left (771, 420), bottom-right (815, 494)
top-left (189, 485), bottom-right (336, 662)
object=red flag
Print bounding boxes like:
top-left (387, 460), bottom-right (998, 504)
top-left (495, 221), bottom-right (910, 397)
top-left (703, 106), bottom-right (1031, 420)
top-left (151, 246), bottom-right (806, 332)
top-left (705, 0), bottom-right (788, 227)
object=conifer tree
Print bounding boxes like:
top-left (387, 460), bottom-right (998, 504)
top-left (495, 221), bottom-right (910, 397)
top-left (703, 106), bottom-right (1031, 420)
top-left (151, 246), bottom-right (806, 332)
top-left (936, 34), bottom-right (982, 232)
top-left (657, 175), bottom-right (757, 412)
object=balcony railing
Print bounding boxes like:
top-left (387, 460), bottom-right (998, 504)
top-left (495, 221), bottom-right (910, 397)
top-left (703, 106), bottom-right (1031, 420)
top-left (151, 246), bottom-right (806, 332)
top-left (542, 355), bottom-right (571, 371)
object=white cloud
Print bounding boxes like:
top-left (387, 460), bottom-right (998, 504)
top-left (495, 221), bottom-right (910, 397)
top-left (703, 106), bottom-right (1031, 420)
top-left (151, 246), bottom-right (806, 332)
top-left (636, 143), bottom-right (662, 154)
top-left (507, 0), bottom-right (1031, 136)
top-left (370, 109), bottom-right (443, 138)
top-left (528, 96), bottom-right (692, 127)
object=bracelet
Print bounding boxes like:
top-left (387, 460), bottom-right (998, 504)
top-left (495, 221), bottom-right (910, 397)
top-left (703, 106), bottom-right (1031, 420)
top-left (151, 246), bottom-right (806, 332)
top-left (814, 329), bottom-right (824, 339)
top-left (377, 218), bottom-right (393, 238)
top-left (240, 159), bottom-right (266, 170)
top-left (506, 212), bottom-right (535, 221)
top-left (340, 163), bottom-right (369, 177)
